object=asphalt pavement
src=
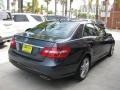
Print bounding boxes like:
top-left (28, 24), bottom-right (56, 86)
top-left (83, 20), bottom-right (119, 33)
top-left (0, 31), bottom-right (120, 90)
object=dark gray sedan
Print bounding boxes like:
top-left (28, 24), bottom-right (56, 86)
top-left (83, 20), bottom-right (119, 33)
top-left (9, 21), bottom-right (115, 81)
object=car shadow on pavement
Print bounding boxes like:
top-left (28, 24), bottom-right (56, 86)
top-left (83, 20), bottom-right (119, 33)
top-left (12, 69), bottom-right (79, 90)
top-left (90, 56), bottom-right (109, 69)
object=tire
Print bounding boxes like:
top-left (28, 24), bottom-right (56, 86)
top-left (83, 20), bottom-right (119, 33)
top-left (75, 56), bottom-right (90, 81)
top-left (0, 42), bottom-right (4, 46)
top-left (108, 45), bottom-right (114, 57)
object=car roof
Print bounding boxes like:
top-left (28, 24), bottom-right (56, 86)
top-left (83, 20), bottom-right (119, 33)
top-left (44, 15), bottom-right (68, 17)
top-left (12, 13), bottom-right (43, 16)
top-left (69, 19), bottom-right (95, 24)
top-left (46, 20), bottom-right (94, 25)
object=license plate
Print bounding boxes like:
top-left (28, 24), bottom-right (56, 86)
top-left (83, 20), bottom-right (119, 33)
top-left (22, 44), bottom-right (32, 54)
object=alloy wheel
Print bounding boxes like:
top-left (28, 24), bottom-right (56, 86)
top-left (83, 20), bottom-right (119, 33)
top-left (80, 58), bottom-right (90, 79)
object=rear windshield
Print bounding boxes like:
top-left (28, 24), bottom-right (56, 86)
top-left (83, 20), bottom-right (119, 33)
top-left (26, 21), bottom-right (79, 39)
top-left (0, 11), bottom-right (12, 20)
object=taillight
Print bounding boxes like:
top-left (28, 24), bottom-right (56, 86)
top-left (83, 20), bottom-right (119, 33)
top-left (10, 38), bottom-right (16, 49)
top-left (40, 46), bottom-right (71, 59)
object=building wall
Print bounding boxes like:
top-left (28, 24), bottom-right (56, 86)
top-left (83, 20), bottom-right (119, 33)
top-left (101, 4), bottom-right (120, 29)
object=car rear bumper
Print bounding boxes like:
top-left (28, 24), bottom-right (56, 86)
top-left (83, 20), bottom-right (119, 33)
top-left (9, 49), bottom-right (78, 80)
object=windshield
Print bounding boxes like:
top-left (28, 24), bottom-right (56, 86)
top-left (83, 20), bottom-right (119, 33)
top-left (26, 21), bottom-right (79, 39)
top-left (0, 11), bottom-right (12, 21)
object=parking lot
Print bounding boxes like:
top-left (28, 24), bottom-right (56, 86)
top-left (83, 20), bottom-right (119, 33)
top-left (0, 30), bottom-right (120, 90)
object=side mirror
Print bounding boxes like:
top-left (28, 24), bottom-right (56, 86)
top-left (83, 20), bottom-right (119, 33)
top-left (106, 33), bottom-right (112, 37)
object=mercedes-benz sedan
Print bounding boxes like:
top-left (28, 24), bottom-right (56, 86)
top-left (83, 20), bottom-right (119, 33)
top-left (9, 21), bottom-right (115, 80)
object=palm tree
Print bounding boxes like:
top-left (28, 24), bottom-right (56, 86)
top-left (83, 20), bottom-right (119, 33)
top-left (69, 0), bottom-right (73, 18)
top-left (20, 0), bottom-right (23, 12)
top-left (0, 0), bottom-right (4, 9)
top-left (40, 5), bottom-right (44, 14)
top-left (11, 0), bottom-right (17, 12)
top-left (32, 0), bottom-right (40, 13)
top-left (96, 0), bottom-right (99, 20)
top-left (7, 0), bottom-right (10, 10)
top-left (64, 0), bottom-right (67, 16)
top-left (45, 0), bottom-right (51, 15)
top-left (83, 0), bottom-right (87, 12)
top-left (55, 0), bottom-right (59, 15)
top-left (59, 0), bottom-right (65, 16)
top-left (26, 2), bottom-right (32, 12)
top-left (88, 0), bottom-right (93, 18)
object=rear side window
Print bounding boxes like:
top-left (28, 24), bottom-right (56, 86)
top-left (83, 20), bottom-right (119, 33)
top-left (73, 24), bottom-right (84, 39)
top-left (83, 24), bottom-right (98, 36)
top-left (31, 15), bottom-right (43, 22)
top-left (13, 15), bottom-right (29, 22)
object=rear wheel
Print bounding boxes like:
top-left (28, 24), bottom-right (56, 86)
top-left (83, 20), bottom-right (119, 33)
top-left (75, 56), bottom-right (90, 81)
top-left (0, 42), bottom-right (4, 46)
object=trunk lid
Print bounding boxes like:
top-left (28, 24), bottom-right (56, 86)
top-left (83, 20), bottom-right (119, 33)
top-left (13, 35), bottom-right (55, 61)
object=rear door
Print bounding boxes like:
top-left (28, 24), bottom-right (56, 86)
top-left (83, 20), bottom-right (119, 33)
top-left (83, 23), bottom-right (103, 61)
top-left (95, 25), bottom-right (112, 55)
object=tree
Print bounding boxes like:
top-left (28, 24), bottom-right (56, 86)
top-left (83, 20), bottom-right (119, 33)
top-left (55, 0), bottom-right (59, 15)
top-left (69, 0), bottom-right (73, 18)
top-left (40, 5), bottom-right (44, 14)
top-left (26, 2), bottom-right (32, 12)
top-left (32, 0), bottom-right (39, 13)
top-left (96, 0), bottom-right (99, 20)
top-left (87, 0), bottom-right (93, 18)
top-left (59, 0), bottom-right (66, 16)
top-left (115, 0), bottom-right (120, 8)
top-left (11, 0), bottom-right (16, 12)
top-left (83, 0), bottom-right (87, 12)
top-left (64, 0), bottom-right (67, 16)
top-left (0, 0), bottom-right (4, 9)
top-left (7, 0), bottom-right (10, 10)
top-left (73, 9), bottom-right (78, 18)
top-left (45, 0), bottom-right (51, 15)
top-left (18, 0), bottom-right (23, 12)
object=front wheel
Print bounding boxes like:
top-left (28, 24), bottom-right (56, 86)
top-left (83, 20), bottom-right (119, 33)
top-left (75, 57), bottom-right (90, 81)
top-left (108, 45), bottom-right (114, 57)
